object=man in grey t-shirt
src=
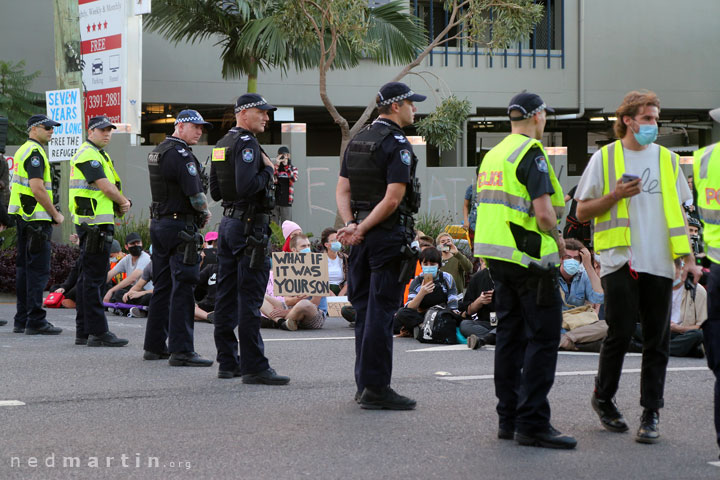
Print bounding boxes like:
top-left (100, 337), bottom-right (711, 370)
top-left (575, 90), bottom-right (702, 445)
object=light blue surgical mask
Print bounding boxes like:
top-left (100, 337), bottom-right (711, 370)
top-left (562, 259), bottom-right (581, 276)
top-left (672, 277), bottom-right (682, 287)
top-left (422, 265), bottom-right (438, 277)
top-left (632, 123), bottom-right (658, 146)
top-left (299, 248), bottom-right (311, 254)
top-left (330, 241), bottom-right (342, 252)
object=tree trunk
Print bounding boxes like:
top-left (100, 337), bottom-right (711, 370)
top-left (246, 60), bottom-right (258, 93)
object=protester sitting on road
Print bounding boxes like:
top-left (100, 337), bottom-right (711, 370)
top-left (103, 232), bottom-right (152, 305)
top-left (194, 261), bottom-right (218, 320)
top-left (281, 220), bottom-right (302, 252)
top-left (458, 266), bottom-right (496, 349)
top-left (122, 261), bottom-right (154, 318)
top-left (394, 247), bottom-right (459, 335)
top-left (437, 232), bottom-right (473, 293)
top-left (633, 258), bottom-right (707, 358)
top-left (557, 239), bottom-right (607, 351)
top-left (200, 231), bottom-right (219, 267)
top-left (263, 234), bottom-right (327, 330)
top-left (49, 234), bottom-right (82, 309)
top-left (108, 240), bottom-right (126, 286)
top-left (321, 227), bottom-right (348, 296)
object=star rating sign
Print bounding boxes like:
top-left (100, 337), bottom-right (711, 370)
top-left (103, 21), bottom-right (108, 29)
top-left (91, 23), bottom-right (96, 31)
top-left (87, 24), bottom-right (91, 33)
top-left (85, 20), bottom-right (108, 34)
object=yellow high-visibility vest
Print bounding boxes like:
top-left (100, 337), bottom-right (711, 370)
top-left (693, 142), bottom-right (720, 263)
top-left (69, 141), bottom-right (122, 225)
top-left (7, 139), bottom-right (53, 221)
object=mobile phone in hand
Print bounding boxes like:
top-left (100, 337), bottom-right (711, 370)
top-left (621, 173), bottom-right (639, 183)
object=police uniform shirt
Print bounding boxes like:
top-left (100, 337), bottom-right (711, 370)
top-left (339, 119), bottom-right (413, 185)
top-left (514, 140), bottom-right (554, 200)
top-left (229, 127), bottom-right (274, 203)
top-left (24, 139), bottom-right (47, 181)
top-left (75, 140), bottom-right (109, 184)
top-left (157, 136), bottom-right (203, 214)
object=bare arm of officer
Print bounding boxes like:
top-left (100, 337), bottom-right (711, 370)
top-left (28, 178), bottom-right (63, 224)
top-left (575, 178), bottom-right (641, 223)
top-left (94, 178), bottom-right (131, 211)
top-left (336, 177), bottom-right (353, 225)
top-left (355, 183), bottom-right (406, 237)
top-left (532, 193), bottom-right (558, 232)
top-left (189, 192), bottom-right (211, 227)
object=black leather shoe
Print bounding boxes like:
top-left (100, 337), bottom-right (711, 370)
top-left (218, 366), bottom-right (242, 379)
top-left (169, 352), bottom-right (213, 367)
top-left (87, 331), bottom-right (128, 347)
top-left (354, 390), bottom-right (362, 404)
top-left (635, 409), bottom-right (660, 444)
top-left (13, 326), bottom-right (25, 333)
top-left (0, 319), bottom-right (7, 326)
top-left (143, 350), bottom-right (170, 360)
top-left (360, 386), bottom-right (416, 410)
top-left (25, 323), bottom-right (62, 335)
top-left (498, 427), bottom-right (515, 440)
top-left (242, 368), bottom-right (290, 385)
top-left (75, 336), bottom-right (88, 346)
top-left (591, 392), bottom-right (629, 432)
top-left (516, 426), bottom-right (577, 449)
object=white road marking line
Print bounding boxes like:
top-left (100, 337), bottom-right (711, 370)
top-left (408, 345), bottom-right (642, 356)
top-left (265, 336), bottom-right (355, 342)
top-left (708, 461), bottom-right (720, 467)
top-left (440, 366), bottom-right (710, 382)
top-left (0, 400), bottom-right (25, 406)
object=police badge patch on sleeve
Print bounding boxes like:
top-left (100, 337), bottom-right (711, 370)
top-left (242, 148), bottom-right (254, 163)
top-left (31, 157), bottom-right (41, 168)
top-left (90, 160), bottom-right (101, 168)
top-left (534, 155), bottom-right (549, 173)
top-left (400, 149), bottom-right (412, 166)
top-left (186, 162), bottom-right (198, 176)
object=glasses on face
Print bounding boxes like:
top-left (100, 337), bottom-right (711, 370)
top-left (43, 126), bottom-right (54, 131)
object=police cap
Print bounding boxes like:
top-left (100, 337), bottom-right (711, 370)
top-left (88, 115), bottom-right (117, 130)
top-left (508, 91), bottom-right (554, 121)
top-left (376, 82), bottom-right (426, 107)
top-left (234, 93), bottom-right (277, 113)
top-left (27, 114), bottom-right (61, 130)
top-left (175, 109), bottom-right (213, 129)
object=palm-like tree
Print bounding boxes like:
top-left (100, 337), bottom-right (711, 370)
top-left (144, 0), bottom-right (426, 93)
top-left (0, 61), bottom-right (43, 145)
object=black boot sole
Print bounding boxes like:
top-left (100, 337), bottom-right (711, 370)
top-left (360, 402), bottom-right (416, 411)
top-left (515, 433), bottom-right (577, 449)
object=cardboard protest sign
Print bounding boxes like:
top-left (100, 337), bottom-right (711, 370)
top-left (272, 252), bottom-right (330, 296)
top-left (326, 296), bottom-right (351, 318)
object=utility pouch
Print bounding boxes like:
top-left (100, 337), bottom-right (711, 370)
top-left (20, 194), bottom-right (38, 215)
top-left (27, 224), bottom-right (48, 254)
top-left (80, 222), bottom-right (102, 254)
top-left (177, 230), bottom-right (202, 266)
top-left (75, 197), bottom-right (97, 217)
top-left (398, 243), bottom-right (419, 284)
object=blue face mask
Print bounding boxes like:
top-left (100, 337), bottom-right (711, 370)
top-left (330, 241), bottom-right (342, 252)
top-left (299, 248), bottom-right (311, 254)
top-left (422, 265), bottom-right (438, 277)
top-left (632, 123), bottom-right (658, 146)
top-left (563, 259), bottom-right (581, 276)
top-left (672, 277), bottom-right (682, 287)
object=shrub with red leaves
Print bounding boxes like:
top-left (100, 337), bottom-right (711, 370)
top-left (0, 242), bottom-right (80, 293)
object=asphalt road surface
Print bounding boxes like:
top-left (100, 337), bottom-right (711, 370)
top-left (1, 305), bottom-right (719, 479)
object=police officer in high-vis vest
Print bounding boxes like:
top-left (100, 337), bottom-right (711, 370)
top-left (70, 115), bottom-right (131, 347)
top-left (336, 82), bottom-right (424, 410)
top-left (143, 109), bottom-right (213, 367)
top-left (210, 93), bottom-right (289, 384)
top-left (8, 114), bottom-right (64, 335)
top-left (576, 90), bottom-right (701, 444)
top-left (475, 92), bottom-right (575, 449)
top-left (694, 106), bottom-right (720, 459)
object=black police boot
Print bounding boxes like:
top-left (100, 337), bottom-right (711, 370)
top-left (591, 392), bottom-right (629, 433)
top-left (498, 425), bottom-right (515, 440)
top-left (13, 326), bottom-right (25, 333)
top-left (25, 322), bottom-right (62, 335)
top-left (217, 366), bottom-right (242, 379)
top-left (143, 350), bottom-right (170, 360)
top-left (515, 426), bottom-right (577, 449)
top-left (241, 368), bottom-right (290, 385)
top-left (0, 319), bottom-right (7, 326)
top-left (168, 352), bottom-right (213, 367)
top-left (75, 334), bottom-right (89, 346)
top-left (635, 408), bottom-right (660, 444)
top-left (87, 331), bottom-right (129, 347)
top-left (359, 386), bottom-right (416, 410)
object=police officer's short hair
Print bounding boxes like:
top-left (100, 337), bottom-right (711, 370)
top-left (376, 95), bottom-right (404, 115)
top-left (419, 247), bottom-right (441, 265)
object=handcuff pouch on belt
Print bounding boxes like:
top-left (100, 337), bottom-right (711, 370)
top-left (80, 222), bottom-right (113, 255)
top-left (177, 227), bottom-right (203, 266)
top-left (26, 224), bottom-right (48, 254)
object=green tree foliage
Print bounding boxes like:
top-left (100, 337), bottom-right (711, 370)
top-left (415, 96), bottom-right (472, 153)
top-left (0, 61), bottom-right (43, 145)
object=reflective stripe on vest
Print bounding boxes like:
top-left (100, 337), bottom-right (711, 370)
top-left (694, 142), bottom-right (720, 264)
top-left (7, 140), bottom-right (53, 221)
top-left (473, 133), bottom-right (565, 268)
top-left (69, 141), bottom-right (120, 225)
top-left (594, 141), bottom-right (690, 258)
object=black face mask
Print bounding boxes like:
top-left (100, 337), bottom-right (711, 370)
top-left (128, 245), bottom-right (143, 257)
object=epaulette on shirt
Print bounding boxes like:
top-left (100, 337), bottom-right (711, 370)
top-left (240, 135), bottom-right (252, 141)
top-left (393, 134), bottom-right (407, 143)
top-left (174, 144), bottom-right (189, 157)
